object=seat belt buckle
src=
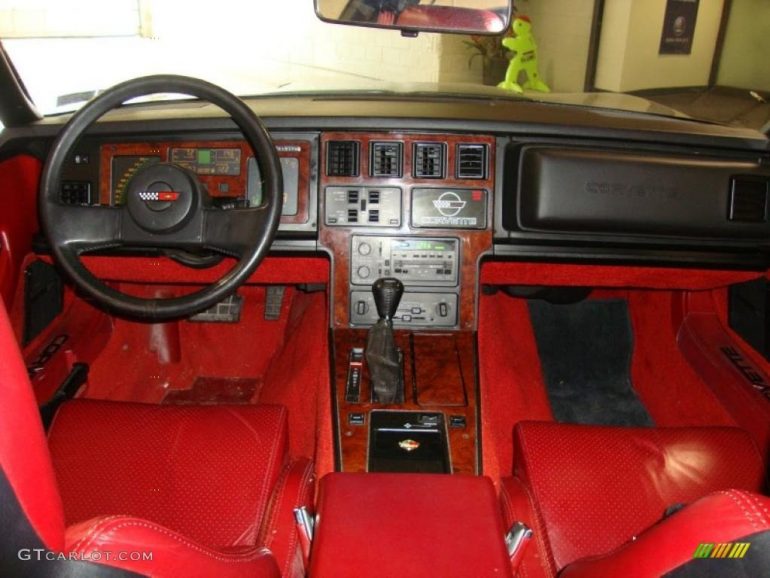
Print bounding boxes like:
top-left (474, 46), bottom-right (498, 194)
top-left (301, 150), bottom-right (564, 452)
top-left (294, 506), bottom-right (314, 567)
top-left (505, 521), bottom-right (533, 569)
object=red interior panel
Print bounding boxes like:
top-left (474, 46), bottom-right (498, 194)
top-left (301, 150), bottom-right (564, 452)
top-left (0, 298), bottom-right (65, 551)
top-left (0, 155), bottom-right (41, 310)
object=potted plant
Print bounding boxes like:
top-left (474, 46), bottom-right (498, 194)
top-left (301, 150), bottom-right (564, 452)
top-left (464, 26), bottom-right (514, 86)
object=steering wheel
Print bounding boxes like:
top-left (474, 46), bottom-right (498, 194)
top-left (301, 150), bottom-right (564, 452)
top-left (39, 75), bottom-right (283, 320)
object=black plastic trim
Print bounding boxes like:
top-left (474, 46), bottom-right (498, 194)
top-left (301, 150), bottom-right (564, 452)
top-left (0, 42), bottom-right (42, 127)
top-left (491, 244), bottom-right (770, 270)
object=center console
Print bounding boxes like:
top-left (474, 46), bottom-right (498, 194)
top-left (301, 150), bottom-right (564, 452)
top-left (318, 131), bottom-right (495, 475)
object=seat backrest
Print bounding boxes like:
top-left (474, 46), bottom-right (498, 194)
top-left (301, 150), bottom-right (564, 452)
top-left (48, 400), bottom-right (289, 548)
top-left (513, 421), bottom-right (767, 570)
top-left (0, 298), bottom-right (65, 552)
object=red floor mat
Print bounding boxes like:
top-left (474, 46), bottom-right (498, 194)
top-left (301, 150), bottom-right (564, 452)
top-left (84, 285), bottom-right (292, 403)
top-left (261, 290), bottom-right (334, 476)
top-left (162, 377), bottom-right (260, 404)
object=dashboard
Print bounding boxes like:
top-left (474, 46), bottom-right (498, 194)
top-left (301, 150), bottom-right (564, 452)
top-left (5, 93), bottom-right (770, 330)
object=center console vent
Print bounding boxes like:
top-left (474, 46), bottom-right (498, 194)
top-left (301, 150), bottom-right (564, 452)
top-left (370, 142), bottom-right (403, 177)
top-left (413, 142), bottom-right (445, 178)
top-left (327, 140), bottom-right (360, 177)
top-left (456, 144), bottom-right (487, 179)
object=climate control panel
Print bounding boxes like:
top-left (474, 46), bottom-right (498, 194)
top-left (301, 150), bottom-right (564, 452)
top-left (351, 236), bottom-right (459, 286)
top-left (325, 186), bottom-right (401, 227)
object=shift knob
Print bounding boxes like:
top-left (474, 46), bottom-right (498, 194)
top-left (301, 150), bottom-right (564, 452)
top-left (372, 277), bottom-right (404, 320)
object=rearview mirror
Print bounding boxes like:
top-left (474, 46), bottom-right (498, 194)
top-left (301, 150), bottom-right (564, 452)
top-left (315, 0), bottom-right (511, 35)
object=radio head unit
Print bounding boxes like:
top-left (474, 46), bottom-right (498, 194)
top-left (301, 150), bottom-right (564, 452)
top-left (351, 236), bottom-right (459, 287)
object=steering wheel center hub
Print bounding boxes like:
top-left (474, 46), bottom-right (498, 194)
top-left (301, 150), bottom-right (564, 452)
top-left (126, 163), bottom-right (199, 233)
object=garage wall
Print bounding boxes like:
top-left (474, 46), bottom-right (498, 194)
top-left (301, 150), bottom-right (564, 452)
top-left (595, 0), bottom-right (724, 92)
top-left (0, 0), bottom-right (139, 37)
top-left (717, 0), bottom-right (770, 92)
top-left (514, 0), bottom-right (595, 92)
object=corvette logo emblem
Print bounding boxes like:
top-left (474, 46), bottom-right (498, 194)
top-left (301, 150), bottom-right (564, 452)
top-left (398, 439), bottom-right (420, 452)
top-left (432, 192), bottom-right (466, 217)
top-left (138, 191), bottom-right (181, 202)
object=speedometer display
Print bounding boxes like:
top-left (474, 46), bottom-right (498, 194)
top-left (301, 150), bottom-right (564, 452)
top-left (111, 155), bottom-right (161, 205)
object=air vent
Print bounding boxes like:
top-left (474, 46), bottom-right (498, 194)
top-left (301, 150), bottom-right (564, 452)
top-left (368, 209), bottom-right (380, 223)
top-left (370, 142), bottom-right (403, 177)
top-left (413, 142), bottom-right (445, 179)
top-left (729, 177), bottom-right (768, 223)
top-left (456, 144), bottom-right (487, 179)
top-left (327, 141), bottom-right (360, 177)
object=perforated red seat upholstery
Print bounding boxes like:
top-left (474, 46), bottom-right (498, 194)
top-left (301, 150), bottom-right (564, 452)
top-left (501, 421), bottom-right (767, 577)
top-left (49, 400), bottom-right (289, 548)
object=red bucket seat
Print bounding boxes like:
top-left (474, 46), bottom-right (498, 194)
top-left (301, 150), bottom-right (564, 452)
top-left (0, 302), bottom-right (312, 578)
top-left (501, 421), bottom-right (769, 577)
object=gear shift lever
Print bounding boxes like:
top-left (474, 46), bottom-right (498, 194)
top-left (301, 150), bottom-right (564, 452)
top-left (372, 278), bottom-right (404, 321)
top-left (365, 278), bottom-right (404, 404)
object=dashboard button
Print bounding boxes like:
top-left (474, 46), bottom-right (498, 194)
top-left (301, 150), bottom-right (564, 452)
top-left (358, 242), bottom-right (372, 256)
top-left (357, 265), bottom-right (371, 279)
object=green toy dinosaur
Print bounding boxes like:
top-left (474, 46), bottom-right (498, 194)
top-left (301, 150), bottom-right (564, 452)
top-left (498, 16), bottom-right (550, 94)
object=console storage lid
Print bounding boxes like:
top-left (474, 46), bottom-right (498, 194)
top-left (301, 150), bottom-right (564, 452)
top-left (309, 473), bottom-right (513, 578)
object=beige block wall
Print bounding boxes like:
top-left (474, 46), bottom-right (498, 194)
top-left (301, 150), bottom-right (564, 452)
top-left (438, 34), bottom-right (483, 84)
top-left (596, 0), bottom-right (724, 92)
top-left (717, 0), bottom-right (770, 91)
top-left (515, 0), bottom-right (595, 92)
top-left (594, 0), bottom-right (634, 92)
top-left (234, 0), bottom-right (441, 83)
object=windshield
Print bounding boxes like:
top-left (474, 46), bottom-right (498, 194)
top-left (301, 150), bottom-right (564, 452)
top-left (2, 0), bottom-right (769, 129)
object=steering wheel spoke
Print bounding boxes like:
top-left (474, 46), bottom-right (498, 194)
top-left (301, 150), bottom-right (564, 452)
top-left (203, 206), bottom-right (272, 258)
top-left (55, 204), bottom-right (124, 255)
